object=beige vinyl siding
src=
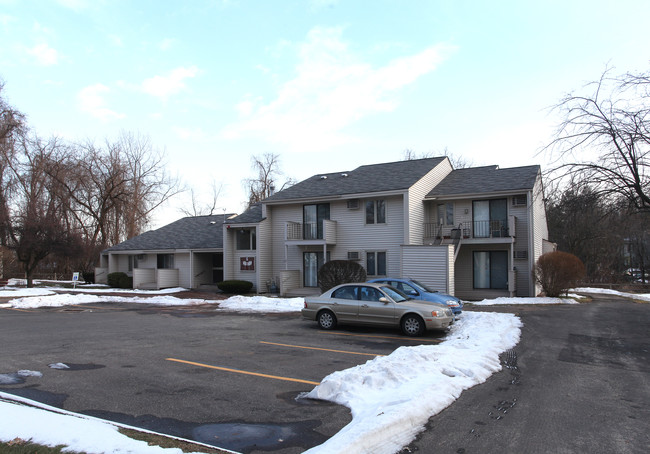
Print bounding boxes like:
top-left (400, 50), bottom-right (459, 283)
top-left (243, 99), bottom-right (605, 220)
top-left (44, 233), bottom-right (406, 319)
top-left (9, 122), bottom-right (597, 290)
top-left (407, 158), bottom-right (453, 244)
top-left (337, 195), bottom-right (404, 277)
top-left (401, 244), bottom-right (454, 294)
top-left (270, 203), bottom-right (304, 278)
top-left (531, 174), bottom-right (549, 296)
top-left (510, 199), bottom-right (530, 296)
top-left (173, 253), bottom-right (191, 288)
top-left (257, 218), bottom-right (273, 292)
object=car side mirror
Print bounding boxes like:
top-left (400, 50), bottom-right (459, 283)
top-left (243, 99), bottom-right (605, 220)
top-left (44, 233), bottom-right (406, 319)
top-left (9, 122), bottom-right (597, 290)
top-left (409, 290), bottom-right (418, 296)
top-left (379, 297), bottom-right (390, 304)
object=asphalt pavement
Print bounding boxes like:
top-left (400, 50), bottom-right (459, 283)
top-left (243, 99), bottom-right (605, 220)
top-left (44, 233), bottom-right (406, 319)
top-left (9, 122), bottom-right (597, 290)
top-left (402, 294), bottom-right (650, 454)
top-left (1, 294), bottom-right (648, 453)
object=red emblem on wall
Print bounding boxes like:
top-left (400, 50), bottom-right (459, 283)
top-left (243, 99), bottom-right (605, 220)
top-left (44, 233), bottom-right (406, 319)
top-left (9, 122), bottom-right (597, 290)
top-left (240, 257), bottom-right (255, 271)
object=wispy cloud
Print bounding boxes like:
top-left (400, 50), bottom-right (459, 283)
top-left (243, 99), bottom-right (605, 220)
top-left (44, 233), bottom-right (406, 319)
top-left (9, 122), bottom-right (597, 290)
top-left (222, 27), bottom-right (454, 151)
top-left (141, 66), bottom-right (200, 99)
top-left (26, 43), bottom-right (59, 66)
top-left (159, 38), bottom-right (175, 51)
top-left (77, 83), bottom-right (125, 121)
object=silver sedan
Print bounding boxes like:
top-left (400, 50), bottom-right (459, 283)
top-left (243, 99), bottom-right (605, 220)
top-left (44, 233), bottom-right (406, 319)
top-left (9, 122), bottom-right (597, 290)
top-left (301, 282), bottom-right (454, 337)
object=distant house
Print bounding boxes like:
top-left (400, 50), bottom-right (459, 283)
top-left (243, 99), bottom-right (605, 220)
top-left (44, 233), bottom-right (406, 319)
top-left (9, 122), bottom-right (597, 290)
top-left (96, 214), bottom-right (235, 289)
top-left (99, 157), bottom-right (554, 298)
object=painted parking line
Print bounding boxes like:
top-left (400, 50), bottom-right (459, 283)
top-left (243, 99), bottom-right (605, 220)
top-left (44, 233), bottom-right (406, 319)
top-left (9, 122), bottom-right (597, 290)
top-left (166, 358), bottom-right (320, 386)
top-left (69, 304), bottom-right (123, 311)
top-left (317, 331), bottom-right (444, 343)
top-left (260, 341), bottom-right (385, 357)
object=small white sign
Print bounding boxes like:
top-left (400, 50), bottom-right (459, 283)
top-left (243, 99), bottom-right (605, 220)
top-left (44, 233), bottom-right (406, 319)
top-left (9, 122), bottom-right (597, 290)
top-left (72, 272), bottom-right (80, 281)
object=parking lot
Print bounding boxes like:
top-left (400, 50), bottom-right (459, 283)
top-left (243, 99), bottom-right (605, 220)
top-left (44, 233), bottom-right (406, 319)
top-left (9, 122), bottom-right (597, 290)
top-left (0, 301), bottom-right (448, 453)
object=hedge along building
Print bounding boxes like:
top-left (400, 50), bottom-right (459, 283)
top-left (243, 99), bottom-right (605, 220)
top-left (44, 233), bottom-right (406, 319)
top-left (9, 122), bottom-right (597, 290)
top-left (96, 213), bottom-right (235, 290)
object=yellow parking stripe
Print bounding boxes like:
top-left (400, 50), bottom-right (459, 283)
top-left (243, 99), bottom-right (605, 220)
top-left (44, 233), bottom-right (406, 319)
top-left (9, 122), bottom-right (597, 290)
top-left (1, 307), bottom-right (35, 312)
top-left (260, 341), bottom-right (384, 357)
top-left (166, 358), bottom-right (320, 386)
top-left (318, 331), bottom-right (443, 343)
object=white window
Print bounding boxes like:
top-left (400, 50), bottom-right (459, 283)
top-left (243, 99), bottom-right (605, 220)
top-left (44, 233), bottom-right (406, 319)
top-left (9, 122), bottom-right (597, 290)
top-left (366, 251), bottom-right (387, 276)
top-left (366, 200), bottom-right (386, 224)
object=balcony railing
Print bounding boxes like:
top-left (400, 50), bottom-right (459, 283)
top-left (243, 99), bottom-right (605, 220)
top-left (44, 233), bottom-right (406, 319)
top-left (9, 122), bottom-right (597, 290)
top-left (424, 218), bottom-right (515, 240)
top-left (286, 220), bottom-right (337, 243)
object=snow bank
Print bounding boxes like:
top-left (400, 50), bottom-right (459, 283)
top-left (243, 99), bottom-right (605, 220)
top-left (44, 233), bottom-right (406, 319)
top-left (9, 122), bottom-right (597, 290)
top-left (471, 296), bottom-right (578, 305)
top-left (0, 393), bottom-right (219, 454)
top-left (573, 287), bottom-right (650, 302)
top-left (217, 295), bottom-right (304, 313)
top-left (304, 311), bottom-right (522, 454)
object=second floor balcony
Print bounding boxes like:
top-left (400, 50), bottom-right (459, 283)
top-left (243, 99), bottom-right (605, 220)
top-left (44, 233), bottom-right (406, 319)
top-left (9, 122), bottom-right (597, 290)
top-left (424, 217), bottom-right (516, 242)
top-left (286, 220), bottom-right (337, 244)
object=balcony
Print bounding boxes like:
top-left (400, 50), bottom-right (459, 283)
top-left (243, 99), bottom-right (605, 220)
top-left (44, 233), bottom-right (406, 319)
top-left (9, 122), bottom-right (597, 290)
top-left (286, 220), bottom-right (337, 244)
top-left (424, 217), bottom-right (516, 242)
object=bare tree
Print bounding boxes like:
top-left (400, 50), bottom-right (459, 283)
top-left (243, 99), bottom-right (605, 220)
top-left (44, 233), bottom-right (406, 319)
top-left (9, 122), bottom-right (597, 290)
top-left (403, 147), bottom-right (472, 169)
top-left (544, 66), bottom-right (650, 212)
top-left (0, 134), bottom-right (79, 286)
top-left (179, 180), bottom-right (224, 217)
top-left (243, 153), bottom-right (294, 207)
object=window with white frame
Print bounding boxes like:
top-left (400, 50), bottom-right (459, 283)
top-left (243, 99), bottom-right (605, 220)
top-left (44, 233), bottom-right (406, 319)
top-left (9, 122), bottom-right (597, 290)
top-left (473, 251), bottom-right (508, 289)
top-left (366, 251), bottom-right (387, 276)
top-left (157, 254), bottom-right (174, 269)
top-left (236, 228), bottom-right (256, 250)
top-left (437, 202), bottom-right (454, 225)
top-left (365, 200), bottom-right (386, 224)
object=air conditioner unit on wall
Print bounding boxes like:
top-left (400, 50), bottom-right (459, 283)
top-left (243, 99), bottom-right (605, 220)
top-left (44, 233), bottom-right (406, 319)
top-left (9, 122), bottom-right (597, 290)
top-left (347, 199), bottom-right (360, 210)
top-left (347, 251), bottom-right (361, 260)
top-left (514, 250), bottom-right (528, 260)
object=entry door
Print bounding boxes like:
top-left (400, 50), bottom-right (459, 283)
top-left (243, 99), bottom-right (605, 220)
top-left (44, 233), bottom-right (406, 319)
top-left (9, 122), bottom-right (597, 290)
top-left (303, 252), bottom-right (329, 287)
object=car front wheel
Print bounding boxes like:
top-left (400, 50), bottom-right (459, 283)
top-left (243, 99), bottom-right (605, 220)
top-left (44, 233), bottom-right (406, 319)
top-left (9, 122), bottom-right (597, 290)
top-left (317, 310), bottom-right (337, 330)
top-left (401, 314), bottom-right (425, 337)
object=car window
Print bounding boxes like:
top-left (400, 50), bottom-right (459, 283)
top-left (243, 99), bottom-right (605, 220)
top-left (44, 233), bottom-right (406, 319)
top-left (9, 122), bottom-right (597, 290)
top-left (401, 283), bottom-right (417, 294)
top-left (411, 279), bottom-right (437, 293)
top-left (359, 286), bottom-right (382, 301)
top-left (381, 286), bottom-right (409, 303)
top-left (332, 286), bottom-right (357, 300)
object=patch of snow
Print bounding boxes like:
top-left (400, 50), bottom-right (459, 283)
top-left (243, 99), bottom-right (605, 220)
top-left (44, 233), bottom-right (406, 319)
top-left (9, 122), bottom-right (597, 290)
top-left (17, 370), bottom-right (42, 378)
top-left (0, 288), bottom-right (56, 298)
top-left (303, 312), bottom-right (521, 454)
top-left (0, 392), bottom-right (223, 454)
top-left (471, 296), bottom-right (578, 305)
top-left (573, 287), bottom-right (650, 302)
top-left (48, 363), bottom-right (70, 370)
top-left (217, 295), bottom-right (304, 313)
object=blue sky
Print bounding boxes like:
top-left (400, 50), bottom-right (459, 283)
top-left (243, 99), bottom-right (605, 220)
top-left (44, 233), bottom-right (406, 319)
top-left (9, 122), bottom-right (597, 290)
top-left (1, 0), bottom-right (649, 227)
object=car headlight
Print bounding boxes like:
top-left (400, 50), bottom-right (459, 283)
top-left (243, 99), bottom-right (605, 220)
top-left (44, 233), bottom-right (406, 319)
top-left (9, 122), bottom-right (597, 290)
top-left (445, 300), bottom-right (460, 307)
top-left (431, 310), bottom-right (447, 317)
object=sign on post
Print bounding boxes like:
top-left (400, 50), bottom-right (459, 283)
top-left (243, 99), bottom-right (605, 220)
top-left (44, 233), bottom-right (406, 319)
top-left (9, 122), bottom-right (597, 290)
top-left (72, 272), bottom-right (80, 289)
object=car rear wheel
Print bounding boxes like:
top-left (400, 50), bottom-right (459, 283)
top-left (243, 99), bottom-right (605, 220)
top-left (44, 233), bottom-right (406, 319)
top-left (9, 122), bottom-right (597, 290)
top-left (317, 310), bottom-right (337, 330)
top-left (401, 314), bottom-right (425, 337)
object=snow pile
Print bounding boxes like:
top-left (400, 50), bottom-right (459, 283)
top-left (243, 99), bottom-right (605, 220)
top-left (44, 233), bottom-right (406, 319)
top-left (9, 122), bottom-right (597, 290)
top-left (573, 287), bottom-right (650, 302)
top-left (0, 288), bottom-right (55, 298)
top-left (0, 393), bottom-right (211, 454)
top-left (217, 295), bottom-right (304, 313)
top-left (471, 296), bottom-right (578, 305)
top-left (304, 311), bottom-right (522, 454)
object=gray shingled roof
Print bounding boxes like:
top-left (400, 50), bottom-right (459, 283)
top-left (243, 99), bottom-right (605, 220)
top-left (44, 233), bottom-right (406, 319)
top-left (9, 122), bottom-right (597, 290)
top-left (426, 165), bottom-right (540, 198)
top-left (225, 203), bottom-right (264, 224)
top-left (262, 157), bottom-right (447, 203)
top-left (104, 213), bottom-right (235, 252)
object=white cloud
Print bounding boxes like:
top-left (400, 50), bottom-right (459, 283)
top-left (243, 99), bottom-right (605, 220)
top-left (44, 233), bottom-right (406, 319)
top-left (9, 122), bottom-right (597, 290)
top-left (141, 66), bottom-right (200, 99)
top-left (222, 27), bottom-right (454, 151)
top-left (26, 43), bottom-right (59, 66)
top-left (77, 84), bottom-right (125, 121)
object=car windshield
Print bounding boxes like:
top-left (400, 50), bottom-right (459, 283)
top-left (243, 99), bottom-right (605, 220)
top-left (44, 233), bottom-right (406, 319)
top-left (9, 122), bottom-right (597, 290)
top-left (381, 285), bottom-right (410, 303)
top-left (411, 279), bottom-right (438, 293)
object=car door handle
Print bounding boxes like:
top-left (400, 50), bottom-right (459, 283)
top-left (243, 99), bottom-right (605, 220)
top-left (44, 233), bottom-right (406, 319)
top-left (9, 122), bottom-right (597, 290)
top-left (361, 304), bottom-right (369, 308)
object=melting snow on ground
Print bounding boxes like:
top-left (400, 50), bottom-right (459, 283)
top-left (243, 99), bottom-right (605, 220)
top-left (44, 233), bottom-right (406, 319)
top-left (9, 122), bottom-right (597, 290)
top-left (1, 283), bottom-right (642, 453)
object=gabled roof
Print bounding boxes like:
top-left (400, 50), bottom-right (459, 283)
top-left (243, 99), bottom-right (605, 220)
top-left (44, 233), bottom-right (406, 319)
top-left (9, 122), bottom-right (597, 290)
top-left (426, 165), bottom-right (540, 198)
top-left (104, 213), bottom-right (235, 252)
top-left (263, 157), bottom-right (447, 203)
top-left (225, 203), bottom-right (264, 225)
